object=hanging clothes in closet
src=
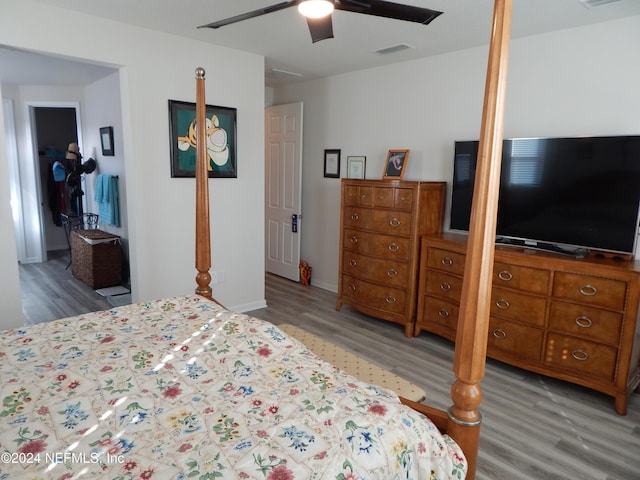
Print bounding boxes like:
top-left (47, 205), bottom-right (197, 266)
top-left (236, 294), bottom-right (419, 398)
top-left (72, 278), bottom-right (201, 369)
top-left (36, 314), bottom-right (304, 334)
top-left (44, 149), bottom-right (68, 226)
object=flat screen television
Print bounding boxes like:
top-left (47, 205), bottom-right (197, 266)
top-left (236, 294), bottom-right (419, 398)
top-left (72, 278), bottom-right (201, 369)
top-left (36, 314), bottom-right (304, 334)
top-left (450, 135), bottom-right (640, 256)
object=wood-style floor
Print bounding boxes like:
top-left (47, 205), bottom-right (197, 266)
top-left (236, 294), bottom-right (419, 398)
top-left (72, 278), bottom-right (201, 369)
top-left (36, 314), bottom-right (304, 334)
top-left (19, 265), bottom-right (640, 479)
top-left (20, 249), bottom-right (112, 325)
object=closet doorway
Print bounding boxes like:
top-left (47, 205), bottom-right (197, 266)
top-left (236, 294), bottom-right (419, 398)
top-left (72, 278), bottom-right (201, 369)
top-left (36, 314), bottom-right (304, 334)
top-left (18, 103), bottom-right (83, 264)
top-left (33, 106), bottom-right (82, 258)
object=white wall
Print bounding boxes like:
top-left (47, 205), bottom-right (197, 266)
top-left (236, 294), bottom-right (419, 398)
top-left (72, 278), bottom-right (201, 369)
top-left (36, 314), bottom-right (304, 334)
top-left (83, 72), bottom-right (127, 238)
top-left (0, 89), bottom-right (22, 326)
top-left (272, 15), bottom-right (640, 292)
top-left (0, 0), bottom-right (266, 328)
top-left (82, 71), bottom-right (130, 269)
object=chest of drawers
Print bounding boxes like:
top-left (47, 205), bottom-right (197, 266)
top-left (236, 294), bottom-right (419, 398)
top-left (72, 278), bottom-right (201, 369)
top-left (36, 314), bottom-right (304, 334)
top-left (336, 179), bottom-right (445, 336)
top-left (416, 233), bottom-right (640, 414)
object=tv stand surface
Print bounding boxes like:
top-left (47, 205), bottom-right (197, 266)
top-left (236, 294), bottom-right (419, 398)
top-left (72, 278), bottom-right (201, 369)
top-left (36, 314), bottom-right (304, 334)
top-left (495, 237), bottom-right (588, 259)
top-left (416, 232), bottom-right (640, 415)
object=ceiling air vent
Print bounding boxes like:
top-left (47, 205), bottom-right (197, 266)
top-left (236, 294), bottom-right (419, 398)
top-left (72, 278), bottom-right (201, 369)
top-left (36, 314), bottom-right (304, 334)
top-left (270, 68), bottom-right (303, 78)
top-left (374, 43), bottom-right (415, 55)
top-left (578, 0), bottom-right (621, 8)
top-left (269, 68), bottom-right (303, 78)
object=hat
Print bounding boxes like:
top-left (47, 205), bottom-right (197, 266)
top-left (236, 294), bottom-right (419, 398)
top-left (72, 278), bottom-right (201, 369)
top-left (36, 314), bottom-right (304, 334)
top-left (65, 142), bottom-right (81, 160)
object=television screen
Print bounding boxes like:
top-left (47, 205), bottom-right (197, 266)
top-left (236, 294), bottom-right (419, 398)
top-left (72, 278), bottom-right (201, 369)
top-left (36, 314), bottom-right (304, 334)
top-left (450, 135), bottom-right (640, 255)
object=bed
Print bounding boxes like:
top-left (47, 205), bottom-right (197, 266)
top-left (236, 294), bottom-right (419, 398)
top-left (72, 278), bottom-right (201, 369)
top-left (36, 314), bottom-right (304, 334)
top-left (0, 295), bottom-right (466, 479)
top-left (1, 2), bottom-right (514, 478)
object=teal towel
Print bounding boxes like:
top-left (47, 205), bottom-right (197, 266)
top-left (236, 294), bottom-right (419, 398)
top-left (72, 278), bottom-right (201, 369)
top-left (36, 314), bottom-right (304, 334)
top-left (94, 174), bottom-right (120, 227)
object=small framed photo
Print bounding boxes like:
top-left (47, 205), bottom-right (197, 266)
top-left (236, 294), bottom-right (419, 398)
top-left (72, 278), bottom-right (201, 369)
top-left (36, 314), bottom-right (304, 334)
top-left (100, 126), bottom-right (114, 156)
top-left (347, 156), bottom-right (366, 179)
top-left (324, 149), bottom-right (341, 178)
top-left (382, 149), bottom-right (409, 179)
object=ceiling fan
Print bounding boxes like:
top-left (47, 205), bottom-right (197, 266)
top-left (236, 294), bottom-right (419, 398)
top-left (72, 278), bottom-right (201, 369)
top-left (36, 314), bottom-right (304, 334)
top-left (199, 0), bottom-right (443, 43)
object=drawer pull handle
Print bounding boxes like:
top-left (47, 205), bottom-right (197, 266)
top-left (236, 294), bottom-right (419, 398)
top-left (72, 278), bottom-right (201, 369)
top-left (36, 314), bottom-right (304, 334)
top-left (495, 298), bottom-right (510, 310)
top-left (438, 308), bottom-right (450, 318)
top-left (492, 328), bottom-right (507, 339)
top-left (571, 349), bottom-right (589, 361)
top-left (389, 217), bottom-right (401, 227)
top-left (351, 213), bottom-right (359, 221)
top-left (348, 284), bottom-right (356, 292)
top-left (388, 243), bottom-right (400, 252)
top-left (350, 236), bottom-right (359, 245)
top-left (385, 296), bottom-right (397, 304)
top-left (498, 270), bottom-right (513, 281)
top-left (579, 285), bottom-right (597, 296)
top-left (387, 269), bottom-right (398, 278)
top-left (349, 259), bottom-right (358, 267)
top-left (441, 257), bottom-right (453, 266)
top-left (575, 316), bottom-right (593, 328)
top-left (440, 282), bottom-right (451, 292)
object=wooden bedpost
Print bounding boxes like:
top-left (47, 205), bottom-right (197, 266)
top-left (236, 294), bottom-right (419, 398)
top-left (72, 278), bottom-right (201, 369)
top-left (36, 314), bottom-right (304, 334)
top-left (447, 1), bottom-right (512, 478)
top-left (194, 67), bottom-right (213, 299)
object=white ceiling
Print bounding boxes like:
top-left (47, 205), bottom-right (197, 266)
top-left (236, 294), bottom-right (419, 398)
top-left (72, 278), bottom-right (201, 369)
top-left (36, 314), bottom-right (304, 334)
top-left (2, 0), bottom-right (640, 87)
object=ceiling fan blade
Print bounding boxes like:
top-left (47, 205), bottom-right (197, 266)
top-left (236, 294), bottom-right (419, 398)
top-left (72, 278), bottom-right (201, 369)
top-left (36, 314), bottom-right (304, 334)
top-left (336, 0), bottom-right (442, 25)
top-left (198, 1), bottom-right (299, 29)
top-left (306, 14), bottom-right (334, 43)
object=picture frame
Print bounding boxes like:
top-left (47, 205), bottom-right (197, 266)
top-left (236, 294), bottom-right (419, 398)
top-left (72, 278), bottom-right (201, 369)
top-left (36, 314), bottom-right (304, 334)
top-left (324, 149), bottom-right (341, 178)
top-left (168, 99), bottom-right (237, 178)
top-left (382, 149), bottom-right (410, 179)
top-left (347, 156), bottom-right (366, 179)
top-left (100, 127), bottom-right (114, 156)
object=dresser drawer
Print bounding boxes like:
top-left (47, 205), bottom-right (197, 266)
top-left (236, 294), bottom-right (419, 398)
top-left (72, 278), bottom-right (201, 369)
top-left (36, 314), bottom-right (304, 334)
top-left (343, 228), bottom-right (411, 260)
top-left (341, 252), bottom-right (409, 287)
top-left (490, 286), bottom-right (547, 327)
top-left (372, 186), bottom-right (394, 208)
top-left (493, 261), bottom-right (550, 295)
top-left (341, 274), bottom-right (407, 315)
top-left (345, 185), bottom-right (415, 210)
top-left (419, 296), bottom-right (459, 332)
top-left (487, 317), bottom-right (544, 362)
top-left (544, 333), bottom-right (617, 380)
top-left (356, 186), bottom-right (375, 206)
top-left (548, 301), bottom-right (622, 346)
top-left (424, 271), bottom-right (463, 303)
top-left (426, 247), bottom-right (466, 275)
top-left (553, 272), bottom-right (627, 311)
top-left (394, 187), bottom-right (414, 210)
top-left (343, 207), bottom-right (413, 236)
top-left (344, 184), bottom-right (360, 206)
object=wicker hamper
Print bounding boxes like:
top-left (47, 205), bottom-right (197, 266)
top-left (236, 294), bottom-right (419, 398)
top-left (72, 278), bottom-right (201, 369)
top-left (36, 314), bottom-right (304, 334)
top-left (70, 229), bottom-right (122, 289)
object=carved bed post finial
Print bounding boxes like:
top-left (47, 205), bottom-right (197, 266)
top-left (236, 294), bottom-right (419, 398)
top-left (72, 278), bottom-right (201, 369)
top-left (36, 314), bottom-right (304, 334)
top-left (194, 67), bottom-right (213, 299)
top-left (447, 1), bottom-right (512, 478)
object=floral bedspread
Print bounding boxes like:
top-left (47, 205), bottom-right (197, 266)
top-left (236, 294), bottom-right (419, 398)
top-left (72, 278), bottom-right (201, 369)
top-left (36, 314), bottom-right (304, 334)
top-left (0, 295), bottom-right (466, 479)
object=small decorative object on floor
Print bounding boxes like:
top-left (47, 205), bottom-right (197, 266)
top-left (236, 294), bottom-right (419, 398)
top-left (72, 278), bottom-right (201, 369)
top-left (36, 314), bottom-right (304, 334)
top-left (299, 260), bottom-right (312, 285)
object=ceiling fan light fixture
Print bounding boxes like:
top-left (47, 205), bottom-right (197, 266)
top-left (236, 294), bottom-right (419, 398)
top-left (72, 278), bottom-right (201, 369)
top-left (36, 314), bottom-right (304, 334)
top-left (298, 0), bottom-right (334, 19)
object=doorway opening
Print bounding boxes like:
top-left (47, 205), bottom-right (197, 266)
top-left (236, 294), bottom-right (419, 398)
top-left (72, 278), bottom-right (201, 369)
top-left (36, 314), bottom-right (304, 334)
top-left (11, 102), bottom-right (85, 265)
top-left (33, 106), bottom-right (81, 257)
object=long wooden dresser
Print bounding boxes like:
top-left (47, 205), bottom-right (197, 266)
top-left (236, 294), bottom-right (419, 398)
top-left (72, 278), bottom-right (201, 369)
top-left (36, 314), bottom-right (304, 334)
top-left (336, 179), bottom-right (445, 337)
top-left (416, 232), bottom-right (640, 414)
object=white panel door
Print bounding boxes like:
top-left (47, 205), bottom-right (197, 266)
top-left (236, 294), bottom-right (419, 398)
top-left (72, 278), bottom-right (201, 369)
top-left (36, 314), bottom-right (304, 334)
top-left (265, 102), bottom-right (303, 281)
